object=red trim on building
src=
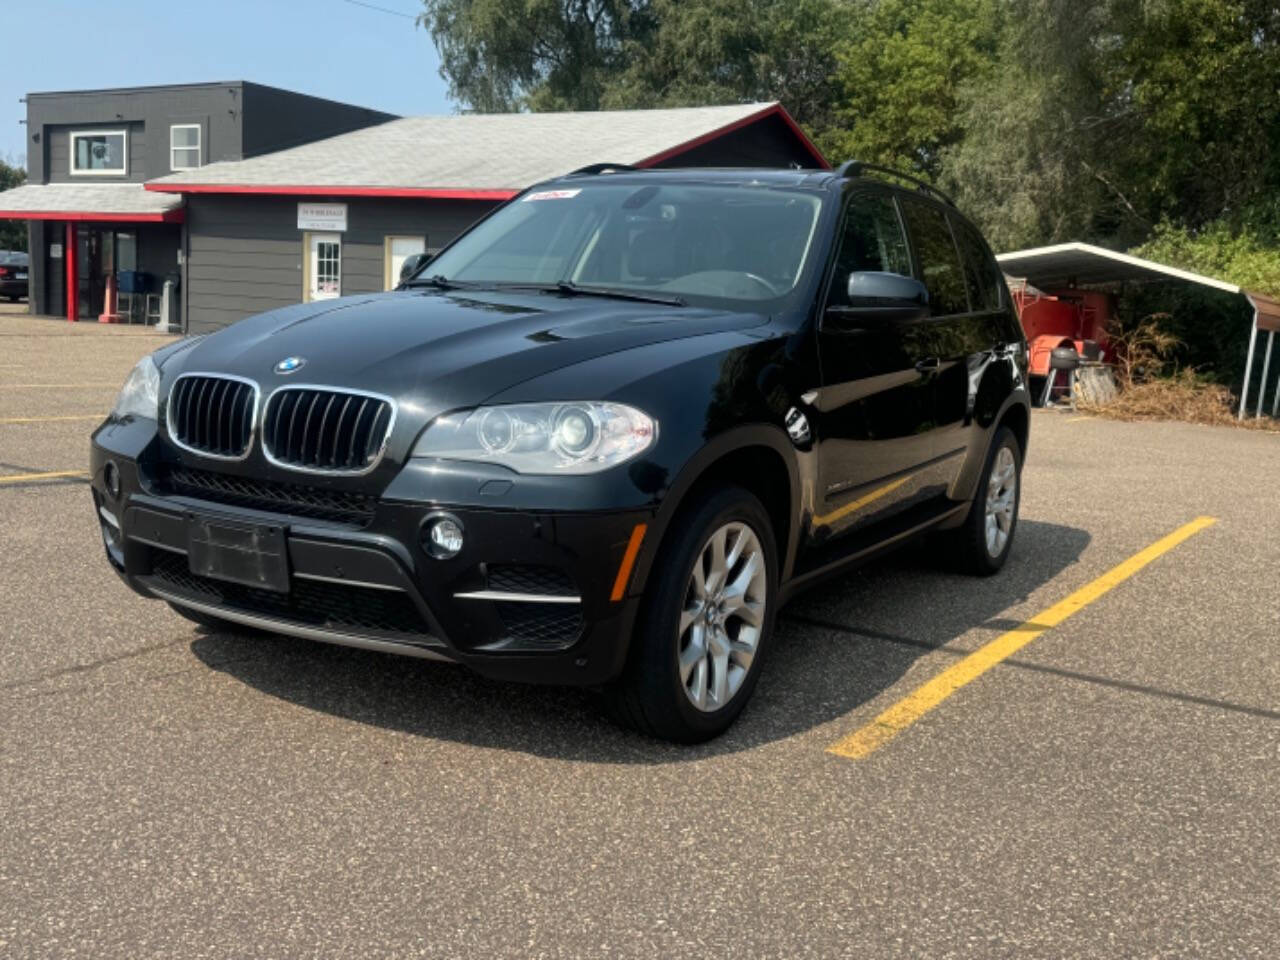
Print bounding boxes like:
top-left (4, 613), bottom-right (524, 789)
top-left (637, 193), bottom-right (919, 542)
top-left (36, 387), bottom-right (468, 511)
top-left (0, 209), bottom-right (184, 223)
top-left (144, 183), bottom-right (518, 200)
top-left (635, 103), bottom-right (829, 170)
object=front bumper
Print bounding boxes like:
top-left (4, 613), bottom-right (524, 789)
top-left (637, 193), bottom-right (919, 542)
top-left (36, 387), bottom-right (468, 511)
top-left (91, 421), bottom-right (652, 686)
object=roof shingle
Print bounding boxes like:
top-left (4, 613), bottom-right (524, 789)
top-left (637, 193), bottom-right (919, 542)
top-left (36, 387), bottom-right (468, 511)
top-left (147, 103), bottom-right (793, 194)
top-left (0, 182), bottom-right (183, 219)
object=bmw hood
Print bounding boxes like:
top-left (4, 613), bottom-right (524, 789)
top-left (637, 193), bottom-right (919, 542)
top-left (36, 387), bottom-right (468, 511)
top-left (166, 289), bottom-right (768, 470)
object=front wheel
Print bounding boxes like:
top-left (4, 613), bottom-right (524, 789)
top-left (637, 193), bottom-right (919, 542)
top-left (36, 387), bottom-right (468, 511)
top-left (606, 486), bottom-right (778, 743)
top-left (945, 425), bottom-right (1022, 576)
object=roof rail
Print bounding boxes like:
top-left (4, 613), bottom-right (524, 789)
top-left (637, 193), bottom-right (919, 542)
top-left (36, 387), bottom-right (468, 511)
top-left (835, 160), bottom-right (956, 207)
top-left (566, 162), bottom-right (638, 177)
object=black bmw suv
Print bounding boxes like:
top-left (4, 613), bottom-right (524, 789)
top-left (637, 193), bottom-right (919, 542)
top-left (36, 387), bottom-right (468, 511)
top-left (91, 162), bottom-right (1029, 742)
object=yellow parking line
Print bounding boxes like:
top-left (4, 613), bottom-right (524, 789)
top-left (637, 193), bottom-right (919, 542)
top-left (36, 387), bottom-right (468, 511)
top-left (1065, 416), bottom-right (1092, 422)
top-left (0, 414), bottom-right (102, 424)
top-left (0, 470), bottom-right (89, 485)
top-left (827, 515), bottom-right (1218, 760)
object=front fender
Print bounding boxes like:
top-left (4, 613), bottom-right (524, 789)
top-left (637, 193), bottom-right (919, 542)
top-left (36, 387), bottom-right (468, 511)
top-left (628, 422), bottom-right (805, 594)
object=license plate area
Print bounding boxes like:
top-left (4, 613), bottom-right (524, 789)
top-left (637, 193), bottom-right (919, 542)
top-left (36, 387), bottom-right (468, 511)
top-left (187, 513), bottom-right (290, 593)
top-left (15, 273), bottom-right (27, 280)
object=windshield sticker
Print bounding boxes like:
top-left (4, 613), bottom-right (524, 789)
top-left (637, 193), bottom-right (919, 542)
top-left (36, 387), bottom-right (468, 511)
top-left (523, 189), bottom-right (582, 202)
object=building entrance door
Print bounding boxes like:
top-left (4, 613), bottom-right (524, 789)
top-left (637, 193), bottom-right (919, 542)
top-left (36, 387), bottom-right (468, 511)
top-left (75, 225), bottom-right (107, 319)
top-left (307, 233), bottom-right (342, 302)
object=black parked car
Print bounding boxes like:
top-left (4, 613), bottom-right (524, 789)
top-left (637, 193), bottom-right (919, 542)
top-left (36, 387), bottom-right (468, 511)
top-left (91, 163), bottom-right (1029, 742)
top-left (0, 250), bottom-right (29, 301)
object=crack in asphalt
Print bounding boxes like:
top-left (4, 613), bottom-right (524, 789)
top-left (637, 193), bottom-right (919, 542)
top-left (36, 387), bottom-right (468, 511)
top-left (0, 637), bottom-right (192, 693)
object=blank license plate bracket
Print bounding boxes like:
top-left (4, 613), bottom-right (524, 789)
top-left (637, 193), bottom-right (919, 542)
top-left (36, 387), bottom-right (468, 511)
top-left (187, 514), bottom-right (290, 593)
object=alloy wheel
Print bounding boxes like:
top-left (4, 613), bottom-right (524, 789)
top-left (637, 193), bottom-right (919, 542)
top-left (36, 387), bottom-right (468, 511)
top-left (984, 445), bottom-right (1018, 558)
top-left (677, 521), bottom-right (767, 712)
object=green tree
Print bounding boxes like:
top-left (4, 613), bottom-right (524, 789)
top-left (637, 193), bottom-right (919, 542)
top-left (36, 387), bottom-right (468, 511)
top-left (942, 0), bottom-right (1280, 250)
top-left (599, 0), bottom-right (842, 134)
top-left (417, 0), bottom-right (656, 112)
top-left (0, 158), bottom-right (26, 252)
top-left (416, 0), bottom-right (838, 132)
top-left (820, 0), bottom-right (1002, 178)
top-left (1136, 218), bottom-right (1280, 299)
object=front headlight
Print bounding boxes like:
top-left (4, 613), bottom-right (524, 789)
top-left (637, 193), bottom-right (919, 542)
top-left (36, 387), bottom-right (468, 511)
top-left (111, 355), bottom-right (160, 421)
top-left (412, 402), bottom-right (656, 475)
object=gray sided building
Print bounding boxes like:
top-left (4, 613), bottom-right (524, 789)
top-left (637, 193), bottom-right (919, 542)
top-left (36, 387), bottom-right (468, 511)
top-left (1, 87), bottom-right (827, 333)
top-left (152, 102), bottom-right (827, 334)
top-left (0, 81), bottom-right (393, 322)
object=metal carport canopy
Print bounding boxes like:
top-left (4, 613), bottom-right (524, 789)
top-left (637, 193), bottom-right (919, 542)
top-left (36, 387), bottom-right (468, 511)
top-left (996, 242), bottom-right (1280, 419)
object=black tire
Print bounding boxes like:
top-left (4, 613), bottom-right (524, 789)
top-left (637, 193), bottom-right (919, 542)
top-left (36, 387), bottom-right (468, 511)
top-left (605, 486), bottom-right (778, 743)
top-left (166, 601), bottom-right (254, 633)
top-left (945, 425), bottom-right (1022, 576)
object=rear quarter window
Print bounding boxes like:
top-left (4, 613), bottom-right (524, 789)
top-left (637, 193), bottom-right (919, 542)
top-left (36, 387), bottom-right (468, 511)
top-left (898, 196), bottom-right (969, 317)
top-left (952, 217), bottom-right (1005, 312)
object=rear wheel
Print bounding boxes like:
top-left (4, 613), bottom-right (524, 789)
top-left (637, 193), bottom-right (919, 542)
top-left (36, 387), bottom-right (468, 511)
top-left (606, 487), bottom-right (778, 743)
top-left (945, 425), bottom-right (1022, 576)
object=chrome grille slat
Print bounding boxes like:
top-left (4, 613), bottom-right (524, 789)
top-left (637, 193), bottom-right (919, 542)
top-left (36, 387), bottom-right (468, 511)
top-left (367, 404), bottom-right (391, 461)
top-left (213, 380), bottom-right (230, 454)
top-left (327, 395), bottom-right (354, 467)
top-left (348, 397), bottom-right (370, 466)
top-left (300, 391), bottom-right (322, 464)
top-left (192, 378), bottom-right (210, 449)
top-left (166, 374), bottom-right (258, 461)
top-left (263, 385), bottom-right (395, 475)
top-left (314, 394), bottom-right (338, 467)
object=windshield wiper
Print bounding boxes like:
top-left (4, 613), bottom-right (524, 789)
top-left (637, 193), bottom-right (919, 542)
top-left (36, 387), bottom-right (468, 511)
top-left (403, 273), bottom-right (469, 290)
top-left (502, 281), bottom-right (685, 307)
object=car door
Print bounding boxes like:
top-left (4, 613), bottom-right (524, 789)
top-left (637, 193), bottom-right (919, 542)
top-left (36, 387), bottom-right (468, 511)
top-left (895, 195), bottom-right (984, 490)
top-left (943, 214), bottom-right (1022, 446)
top-left (813, 189), bottom-right (938, 543)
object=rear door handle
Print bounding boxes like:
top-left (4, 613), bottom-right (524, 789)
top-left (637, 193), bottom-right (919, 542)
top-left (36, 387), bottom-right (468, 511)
top-left (915, 357), bottom-right (941, 373)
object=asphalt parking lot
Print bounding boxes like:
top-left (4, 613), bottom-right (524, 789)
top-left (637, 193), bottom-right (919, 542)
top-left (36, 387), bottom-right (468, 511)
top-left (2, 305), bottom-right (1278, 958)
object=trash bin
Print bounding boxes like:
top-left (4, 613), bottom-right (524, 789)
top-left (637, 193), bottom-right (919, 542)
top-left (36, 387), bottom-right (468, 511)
top-left (117, 271), bottom-right (152, 295)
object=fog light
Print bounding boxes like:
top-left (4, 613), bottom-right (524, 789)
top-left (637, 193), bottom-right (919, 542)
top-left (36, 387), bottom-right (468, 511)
top-left (104, 460), bottom-right (121, 500)
top-left (424, 514), bottom-right (464, 559)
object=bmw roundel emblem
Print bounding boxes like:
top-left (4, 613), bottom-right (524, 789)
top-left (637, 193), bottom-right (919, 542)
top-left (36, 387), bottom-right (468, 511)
top-left (274, 356), bottom-right (306, 375)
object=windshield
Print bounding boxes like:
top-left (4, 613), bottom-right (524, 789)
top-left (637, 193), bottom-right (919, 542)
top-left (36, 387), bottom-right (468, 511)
top-left (420, 181), bottom-right (824, 305)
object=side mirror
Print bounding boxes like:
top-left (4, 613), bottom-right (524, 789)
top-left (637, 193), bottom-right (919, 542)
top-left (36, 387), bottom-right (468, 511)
top-left (399, 252), bottom-right (431, 282)
top-left (826, 271), bottom-right (930, 327)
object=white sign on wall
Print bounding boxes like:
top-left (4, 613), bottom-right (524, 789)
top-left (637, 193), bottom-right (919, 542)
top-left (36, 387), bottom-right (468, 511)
top-left (297, 203), bottom-right (348, 232)
top-left (50, 243), bottom-right (63, 258)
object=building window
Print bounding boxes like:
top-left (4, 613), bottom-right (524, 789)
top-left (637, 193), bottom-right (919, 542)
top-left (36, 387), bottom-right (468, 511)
top-left (70, 130), bottom-right (127, 176)
top-left (170, 124), bottom-right (201, 171)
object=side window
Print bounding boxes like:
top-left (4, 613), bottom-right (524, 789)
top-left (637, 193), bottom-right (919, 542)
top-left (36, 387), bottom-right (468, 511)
top-left (825, 192), bottom-right (912, 308)
top-left (898, 196), bottom-right (969, 316)
top-left (952, 217), bottom-right (1004, 312)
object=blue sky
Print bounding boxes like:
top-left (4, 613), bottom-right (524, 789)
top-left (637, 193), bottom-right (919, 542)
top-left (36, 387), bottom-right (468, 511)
top-left (1, 0), bottom-right (455, 167)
